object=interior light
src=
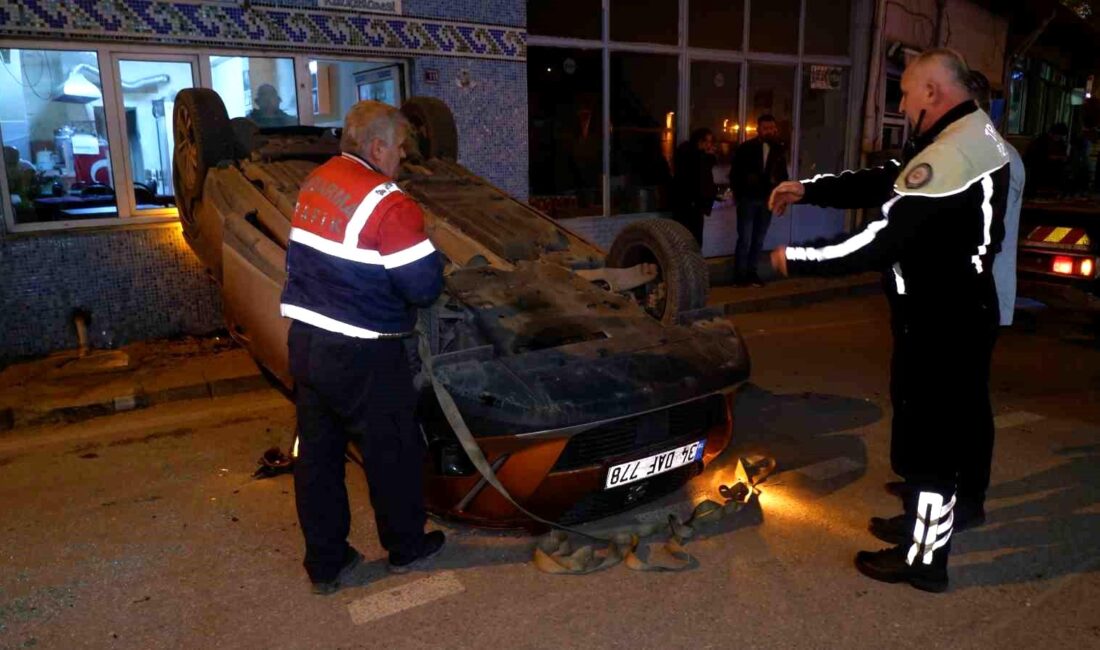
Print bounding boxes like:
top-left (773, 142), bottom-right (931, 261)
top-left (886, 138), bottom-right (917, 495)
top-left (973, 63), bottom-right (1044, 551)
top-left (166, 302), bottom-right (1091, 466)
top-left (1080, 258), bottom-right (1095, 277)
top-left (308, 60), bottom-right (318, 74)
top-left (1052, 256), bottom-right (1075, 275)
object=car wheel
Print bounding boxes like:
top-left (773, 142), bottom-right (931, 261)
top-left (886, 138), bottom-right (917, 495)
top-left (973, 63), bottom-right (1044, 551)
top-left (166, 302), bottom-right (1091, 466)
top-left (606, 218), bottom-right (709, 324)
top-left (401, 97), bottom-right (459, 161)
top-left (173, 88), bottom-right (233, 240)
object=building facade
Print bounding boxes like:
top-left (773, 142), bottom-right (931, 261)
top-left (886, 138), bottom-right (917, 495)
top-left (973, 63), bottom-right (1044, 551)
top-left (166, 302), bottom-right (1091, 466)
top-left (0, 0), bottom-right (527, 360)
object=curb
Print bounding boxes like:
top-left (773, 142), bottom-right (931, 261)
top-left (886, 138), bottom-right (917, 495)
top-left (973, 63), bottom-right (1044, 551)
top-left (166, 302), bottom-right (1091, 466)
top-left (0, 373), bottom-right (273, 432)
top-left (712, 279), bottom-right (882, 316)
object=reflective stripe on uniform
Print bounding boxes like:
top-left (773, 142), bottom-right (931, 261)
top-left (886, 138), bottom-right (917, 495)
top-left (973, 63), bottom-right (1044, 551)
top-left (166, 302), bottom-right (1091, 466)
top-left (382, 238), bottom-right (437, 269)
top-left (279, 304), bottom-right (410, 340)
top-left (907, 491), bottom-right (955, 566)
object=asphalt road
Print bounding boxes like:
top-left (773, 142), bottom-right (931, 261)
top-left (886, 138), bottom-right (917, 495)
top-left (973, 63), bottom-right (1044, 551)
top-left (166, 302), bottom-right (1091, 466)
top-left (1, 295), bottom-right (1098, 649)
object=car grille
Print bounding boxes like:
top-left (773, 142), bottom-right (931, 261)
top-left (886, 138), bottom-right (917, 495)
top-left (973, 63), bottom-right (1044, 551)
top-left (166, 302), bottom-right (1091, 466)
top-left (551, 394), bottom-right (726, 472)
top-left (557, 463), bottom-right (702, 525)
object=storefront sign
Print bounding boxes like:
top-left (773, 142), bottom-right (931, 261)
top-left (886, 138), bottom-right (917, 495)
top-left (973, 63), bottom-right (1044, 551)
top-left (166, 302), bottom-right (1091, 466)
top-left (317, 0), bottom-right (401, 12)
top-left (188, 0), bottom-right (402, 12)
top-left (810, 65), bottom-right (843, 90)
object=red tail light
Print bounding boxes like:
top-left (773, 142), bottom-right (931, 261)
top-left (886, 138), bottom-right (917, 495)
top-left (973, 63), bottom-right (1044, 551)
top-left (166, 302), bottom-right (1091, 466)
top-left (1052, 256), bottom-right (1075, 275)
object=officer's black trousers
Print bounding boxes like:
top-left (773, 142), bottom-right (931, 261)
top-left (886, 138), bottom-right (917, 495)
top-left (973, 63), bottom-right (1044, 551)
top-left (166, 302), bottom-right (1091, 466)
top-left (288, 321), bottom-right (426, 583)
top-left (889, 292), bottom-right (998, 507)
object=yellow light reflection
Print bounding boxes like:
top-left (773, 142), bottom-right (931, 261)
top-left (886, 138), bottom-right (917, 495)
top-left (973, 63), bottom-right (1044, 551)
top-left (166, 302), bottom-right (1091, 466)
top-left (665, 111), bottom-right (675, 130)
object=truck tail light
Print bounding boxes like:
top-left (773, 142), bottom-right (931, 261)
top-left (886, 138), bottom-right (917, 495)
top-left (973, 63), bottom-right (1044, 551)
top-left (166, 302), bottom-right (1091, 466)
top-left (1052, 256), bottom-right (1075, 275)
top-left (1081, 258), bottom-right (1095, 278)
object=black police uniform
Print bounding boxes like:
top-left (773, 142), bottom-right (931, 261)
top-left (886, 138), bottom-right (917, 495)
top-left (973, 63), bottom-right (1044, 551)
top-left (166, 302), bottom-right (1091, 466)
top-left (784, 101), bottom-right (1010, 589)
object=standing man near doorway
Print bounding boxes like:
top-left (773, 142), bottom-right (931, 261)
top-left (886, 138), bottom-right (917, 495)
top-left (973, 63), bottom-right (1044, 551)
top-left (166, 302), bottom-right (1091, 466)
top-left (280, 101), bottom-right (446, 595)
top-left (730, 114), bottom-right (788, 286)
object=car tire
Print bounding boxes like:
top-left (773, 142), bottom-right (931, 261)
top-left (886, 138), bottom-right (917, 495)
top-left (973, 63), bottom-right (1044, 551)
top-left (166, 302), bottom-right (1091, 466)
top-left (606, 218), bottom-right (709, 324)
top-left (401, 97), bottom-right (459, 161)
top-left (173, 88), bottom-right (233, 239)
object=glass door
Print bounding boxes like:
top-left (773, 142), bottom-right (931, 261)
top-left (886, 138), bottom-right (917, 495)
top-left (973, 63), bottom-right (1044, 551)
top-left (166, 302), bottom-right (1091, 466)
top-left (110, 53), bottom-right (199, 217)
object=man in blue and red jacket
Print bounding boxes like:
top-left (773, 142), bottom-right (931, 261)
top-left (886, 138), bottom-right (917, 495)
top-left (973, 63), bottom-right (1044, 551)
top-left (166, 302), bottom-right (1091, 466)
top-left (280, 101), bottom-right (444, 595)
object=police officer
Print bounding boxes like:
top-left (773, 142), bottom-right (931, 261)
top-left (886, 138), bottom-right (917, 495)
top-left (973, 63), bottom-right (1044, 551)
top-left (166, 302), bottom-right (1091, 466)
top-left (280, 101), bottom-right (445, 594)
top-left (874, 71), bottom-right (1027, 546)
top-left (769, 49), bottom-right (1009, 592)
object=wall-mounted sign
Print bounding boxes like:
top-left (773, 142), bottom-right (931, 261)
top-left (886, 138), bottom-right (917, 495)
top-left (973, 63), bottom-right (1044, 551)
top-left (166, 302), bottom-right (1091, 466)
top-left (810, 65), bottom-right (843, 90)
top-left (317, 0), bottom-right (401, 12)
top-left (423, 68), bottom-right (441, 85)
top-left (242, 0), bottom-right (403, 14)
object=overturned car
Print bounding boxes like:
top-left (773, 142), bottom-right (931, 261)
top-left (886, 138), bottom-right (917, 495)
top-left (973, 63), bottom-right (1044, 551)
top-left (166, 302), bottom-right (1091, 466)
top-left (172, 89), bottom-right (750, 529)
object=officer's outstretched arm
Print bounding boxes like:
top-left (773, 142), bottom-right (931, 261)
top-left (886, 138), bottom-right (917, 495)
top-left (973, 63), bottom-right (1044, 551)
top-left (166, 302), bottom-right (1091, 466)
top-left (783, 194), bottom-right (930, 277)
top-left (376, 200), bottom-right (445, 307)
top-left (798, 160), bottom-right (902, 209)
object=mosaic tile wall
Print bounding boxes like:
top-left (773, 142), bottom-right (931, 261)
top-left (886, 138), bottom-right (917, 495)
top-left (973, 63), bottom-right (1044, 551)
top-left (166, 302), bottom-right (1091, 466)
top-left (0, 226), bottom-right (224, 361)
top-left (0, 0), bottom-right (528, 360)
top-left (410, 56), bottom-right (528, 199)
top-left (404, 0), bottom-right (523, 27)
top-left (0, 0), bottom-right (526, 61)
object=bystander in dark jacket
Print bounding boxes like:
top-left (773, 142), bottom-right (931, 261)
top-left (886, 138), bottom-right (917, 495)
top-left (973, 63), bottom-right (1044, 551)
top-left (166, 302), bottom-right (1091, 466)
top-left (730, 114), bottom-right (788, 286)
top-left (672, 128), bottom-right (718, 247)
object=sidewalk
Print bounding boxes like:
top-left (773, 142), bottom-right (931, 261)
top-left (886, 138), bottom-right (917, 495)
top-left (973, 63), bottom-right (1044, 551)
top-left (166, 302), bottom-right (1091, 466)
top-left (0, 336), bottom-right (270, 432)
top-left (0, 261), bottom-right (877, 433)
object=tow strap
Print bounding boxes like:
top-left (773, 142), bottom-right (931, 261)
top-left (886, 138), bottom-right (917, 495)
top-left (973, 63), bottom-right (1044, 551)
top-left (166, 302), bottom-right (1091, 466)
top-left (416, 334), bottom-right (774, 574)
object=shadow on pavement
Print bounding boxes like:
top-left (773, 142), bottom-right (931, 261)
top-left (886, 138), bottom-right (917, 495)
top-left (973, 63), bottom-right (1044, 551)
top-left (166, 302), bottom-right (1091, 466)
top-left (723, 383), bottom-right (883, 495)
top-left (954, 443), bottom-right (1100, 589)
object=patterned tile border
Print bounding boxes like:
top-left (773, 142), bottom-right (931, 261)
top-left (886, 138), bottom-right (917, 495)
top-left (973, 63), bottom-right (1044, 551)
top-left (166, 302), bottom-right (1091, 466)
top-left (0, 0), bottom-right (526, 61)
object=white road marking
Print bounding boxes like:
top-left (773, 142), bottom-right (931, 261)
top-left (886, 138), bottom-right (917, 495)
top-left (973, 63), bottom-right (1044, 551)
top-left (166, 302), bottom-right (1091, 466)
top-left (793, 456), bottom-right (864, 481)
top-left (347, 571), bottom-right (465, 625)
top-left (994, 411), bottom-right (1045, 430)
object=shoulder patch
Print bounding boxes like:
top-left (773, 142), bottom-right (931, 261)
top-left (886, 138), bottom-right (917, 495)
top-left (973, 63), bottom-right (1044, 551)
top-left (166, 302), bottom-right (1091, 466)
top-left (905, 163), bottom-right (932, 189)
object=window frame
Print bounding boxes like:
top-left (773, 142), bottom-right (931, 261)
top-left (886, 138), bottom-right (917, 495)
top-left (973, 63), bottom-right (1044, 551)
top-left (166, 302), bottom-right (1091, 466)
top-left (0, 39), bottom-right (408, 234)
top-left (527, 0), bottom-right (856, 219)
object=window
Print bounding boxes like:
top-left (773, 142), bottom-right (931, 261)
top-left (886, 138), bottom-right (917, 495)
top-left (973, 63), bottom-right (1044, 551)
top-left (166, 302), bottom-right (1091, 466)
top-left (527, 1), bottom-right (855, 223)
top-left (804, 0), bottom-right (851, 56)
top-left (211, 55), bottom-right (298, 127)
top-left (749, 0), bottom-right (801, 54)
top-left (528, 47), bottom-right (603, 218)
top-left (0, 45), bottom-right (406, 231)
top-left (116, 57), bottom-right (196, 212)
top-left (528, 0), bottom-right (601, 40)
top-left (610, 0), bottom-right (678, 45)
top-left (689, 0), bottom-right (745, 51)
top-left (610, 52), bottom-right (677, 215)
top-left (746, 64), bottom-right (795, 147)
top-left (798, 65), bottom-right (849, 178)
top-left (310, 59), bottom-right (402, 128)
top-left (690, 60), bottom-right (741, 173)
top-left (0, 48), bottom-right (117, 224)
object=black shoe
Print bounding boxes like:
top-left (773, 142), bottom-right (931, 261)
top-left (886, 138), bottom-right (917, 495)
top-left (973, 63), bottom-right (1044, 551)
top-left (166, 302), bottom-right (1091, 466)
top-left (310, 548), bottom-right (364, 596)
top-left (869, 513), bottom-right (911, 545)
top-left (956, 501), bottom-right (986, 531)
top-left (855, 545), bottom-right (948, 593)
top-left (388, 531), bottom-right (446, 574)
top-left (884, 481), bottom-right (914, 499)
top-left (749, 274), bottom-right (765, 288)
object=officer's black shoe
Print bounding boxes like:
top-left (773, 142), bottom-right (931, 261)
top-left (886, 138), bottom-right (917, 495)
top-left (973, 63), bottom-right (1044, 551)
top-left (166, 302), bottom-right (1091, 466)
top-left (749, 273), bottom-right (766, 288)
top-left (955, 501), bottom-right (987, 531)
top-left (311, 547), bottom-right (365, 596)
top-left (869, 513), bottom-right (911, 545)
top-left (855, 545), bottom-right (948, 593)
top-left (884, 480), bottom-right (914, 499)
top-left (388, 530), bottom-right (446, 574)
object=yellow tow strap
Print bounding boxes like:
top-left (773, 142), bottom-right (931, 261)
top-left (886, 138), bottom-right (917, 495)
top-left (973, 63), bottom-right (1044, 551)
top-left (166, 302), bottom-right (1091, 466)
top-left (417, 333), bottom-right (772, 574)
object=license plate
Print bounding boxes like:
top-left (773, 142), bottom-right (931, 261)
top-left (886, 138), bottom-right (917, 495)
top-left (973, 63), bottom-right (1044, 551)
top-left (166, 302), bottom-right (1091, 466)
top-left (604, 439), bottom-right (705, 490)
